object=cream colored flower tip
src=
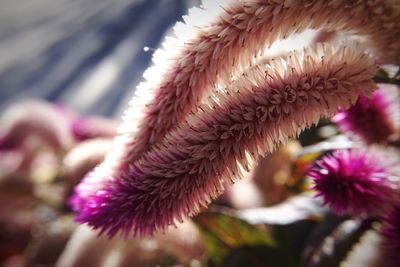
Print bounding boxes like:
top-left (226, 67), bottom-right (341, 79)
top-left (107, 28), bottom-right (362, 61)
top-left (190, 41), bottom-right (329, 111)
top-left (72, 40), bottom-right (377, 237)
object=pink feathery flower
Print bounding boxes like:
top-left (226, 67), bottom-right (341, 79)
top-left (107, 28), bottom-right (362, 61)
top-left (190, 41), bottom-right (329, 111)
top-left (71, 41), bottom-right (377, 237)
top-left (76, 0), bottom-right (400, 226)
top-left (104, 0), bottom-right (400, 166)
top-left (333, 85), bottom-right (399, 144)
top-left (309, 149), bottom-right (399, 217)
top-left (381, 206), bottom-right (400, 267)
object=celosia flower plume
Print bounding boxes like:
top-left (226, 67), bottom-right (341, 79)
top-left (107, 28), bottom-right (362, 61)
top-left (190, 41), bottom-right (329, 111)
top-left (309, 149), bottom-right (399, 217)
top-left (333, 85), bottom-right (399, 144)
top-left (71, 40), bottom-right (377, 236)
top-left (90, 0), bottom-right (400, 188)
top-left (71, 1), bottom-right (400, 235)
top-left (381, 206), bottom-right (400, 267)
top-left (72, 0), bottom-right (400, 237)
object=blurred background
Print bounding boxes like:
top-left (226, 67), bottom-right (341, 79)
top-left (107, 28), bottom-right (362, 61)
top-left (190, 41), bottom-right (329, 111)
top-left (0, 0), bottom-right (199, 117)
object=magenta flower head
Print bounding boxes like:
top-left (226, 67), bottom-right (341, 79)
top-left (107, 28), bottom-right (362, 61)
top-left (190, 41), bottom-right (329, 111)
top-left (333, 85), bottom-right (399, 144)
top-left (381, 206), bottom-right (400, 267)
top-left (309, 149), bottom-right (399, 217)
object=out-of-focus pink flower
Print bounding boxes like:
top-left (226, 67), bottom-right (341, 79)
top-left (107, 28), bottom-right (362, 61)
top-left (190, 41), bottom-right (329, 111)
top-left (309, 149), bottom-right (399, 217)
top-left (71, 117), bottom-right (118, 141)
top-left (62, 138), bottom-right (113, 198)
top-left (381, 206), bottom-right (400, 267)
top-left (0, 136), bottom-right (50, 179)
top-left (333, 85), bottom-right (399, 144)
top-left (71, 41), bottom-right (377, 237)
top-left (0, 100), bottom-right (74, 151)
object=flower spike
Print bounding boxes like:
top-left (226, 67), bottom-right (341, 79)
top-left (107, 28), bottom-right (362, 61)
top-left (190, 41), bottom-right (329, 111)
top-left (96, 0), bottom-right (400, 177)
top-left (72, 41), bottom-right (377, 237)
top-left (74, 1), bottom-right (400, 227)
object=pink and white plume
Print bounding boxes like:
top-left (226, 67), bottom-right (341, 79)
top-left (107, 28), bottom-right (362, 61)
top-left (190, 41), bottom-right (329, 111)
top-left (71, 40), bottom-right (377, 236)
top-left (85, 0), bottom-right (400, 197)
top-left (72, 1), bottom-right (400, 228)
top-left (71, 0), bottom-right (400, 237)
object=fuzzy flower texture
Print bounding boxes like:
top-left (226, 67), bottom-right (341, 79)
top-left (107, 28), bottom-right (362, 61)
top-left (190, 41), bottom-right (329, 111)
top-left (309, 149), bottom-right (399, 217)
top-left (73, 42), bottom-right (376, 237)
top-left (333, 85), bottom-right (399, 144)
top-left (71, 0), bottom-right (400, 237)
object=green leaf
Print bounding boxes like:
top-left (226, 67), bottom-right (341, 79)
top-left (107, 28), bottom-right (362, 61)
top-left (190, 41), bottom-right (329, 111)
top-left (194, 211), bottom-right (274, 265)
top-left (237, 195), bottom-right (324, 265)
top-left (197, 196), bottom-right (326, 266)
top-left (194, 196), bottom-right (325, 266)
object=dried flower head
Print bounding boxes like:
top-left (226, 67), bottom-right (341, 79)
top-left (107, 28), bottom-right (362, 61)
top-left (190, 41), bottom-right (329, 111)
top-left (71, 40), bottom-right (377, 237)
top-left (333, 84), bottom-right (399, 144)
top-left (309, 149), bottom-right (399, 217)
top-left (381, 206), bottom-right (400, 267)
